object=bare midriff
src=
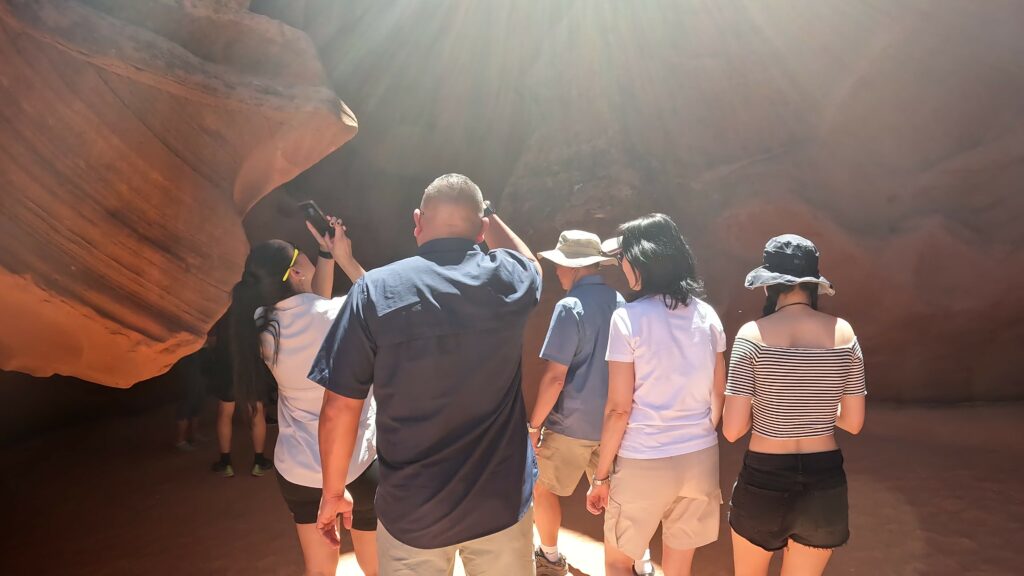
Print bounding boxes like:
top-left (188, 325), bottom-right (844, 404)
top-left (747, 432), bottom-right (840, 454)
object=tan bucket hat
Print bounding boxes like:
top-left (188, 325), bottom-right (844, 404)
top-left (538, 230), bottom-right (615, 268)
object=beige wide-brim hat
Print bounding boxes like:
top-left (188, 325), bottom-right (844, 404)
top-left (538, 230), bottom-right (615, 268)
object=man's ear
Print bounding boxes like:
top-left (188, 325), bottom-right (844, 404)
top-left (413, 208), bottom-right (423, 238)
top-left (476, 217), bottom-right (490, 244)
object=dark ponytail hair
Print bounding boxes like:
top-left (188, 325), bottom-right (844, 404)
top-left (228, 240), bottom-right (297, 413)
top-left (618, 213), bottom-right (704, 310)
top-left (761, 283), bottom-right (819, 317)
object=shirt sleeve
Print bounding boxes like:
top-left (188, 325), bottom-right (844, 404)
top-left (707, 304), bottom-right (728, 353)
top-left (605, 307), bottom-right (635, 362)
top-left (539, 299), bottom-right (580, 367)
top-left (726, 338), bottom-right (759, 397)
top-left (308, 279), bottom-right (376, 400)
top-left (493, 248), bottom-right (543, 305)
top-left (843, 340), bottom-right (867, 396)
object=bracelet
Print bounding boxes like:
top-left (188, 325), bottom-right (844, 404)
top-left (592, 475), bottom-right (610, 486)
top-left (317, 249), bottom-right (333, 259)
top-left (526, 422), bottom-right (541, 434)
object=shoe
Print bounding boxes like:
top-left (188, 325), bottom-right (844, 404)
top-left (211, 461), bottom-right (234, 478)
top-left (174, 441), bottom-right (195, 452)
top-left (251, 457), bottom-right (273, 477)
top-left (633, 561), bottom-right (655, 576)
top-left (534, 547), bottom-right (567, 576)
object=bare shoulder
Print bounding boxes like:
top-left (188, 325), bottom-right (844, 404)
top-left (735, 320), bottom-right (764, 343)
top-left (833, 317), bottom-right (857, 346)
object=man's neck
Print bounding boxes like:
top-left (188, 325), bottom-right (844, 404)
top-left (569, 268), bottom-right (601, 288)
top-left (416, 233), bottom-right (475, 247)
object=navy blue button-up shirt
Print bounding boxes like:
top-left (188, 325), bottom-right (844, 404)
top-left (309, 237), bottom-right (541, 548)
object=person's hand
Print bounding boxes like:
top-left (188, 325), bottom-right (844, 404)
top-left (529, 428), bottom-right (542, 449)
top-left (316, 490), bottom-right (354, 548)
top-left (306, 217), bottom-right (353, 261)
top-left (586, 482), bottom-right (610, 515)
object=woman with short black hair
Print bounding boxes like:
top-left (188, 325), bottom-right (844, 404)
top-left (723, 234), bottom-right (866, 576)
top-left (586, 213), bottom-right (727, 576)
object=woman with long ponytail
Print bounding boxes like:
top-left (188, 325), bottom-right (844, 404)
top-left (227, 217), bottom-right (379, 576)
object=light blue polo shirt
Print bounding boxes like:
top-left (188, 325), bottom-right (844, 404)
top-left (539, 275), bottom-right (625, 441)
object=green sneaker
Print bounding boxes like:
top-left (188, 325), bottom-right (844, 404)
top-left (211, 461), bottom-right (234, 478)
top-left (251, 457), bottom-right (273, 477)
top-left (534, 548), bottom-right (567, 576)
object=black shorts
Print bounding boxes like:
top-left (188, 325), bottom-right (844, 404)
top-left (729, 450), bottom-right (849, 551)
top-left (276, 459), bottom-right (379, 531)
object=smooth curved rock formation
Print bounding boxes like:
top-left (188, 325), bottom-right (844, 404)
top-left (0, 0), bottom-right (356, 386)
top-left (280, 0), bottom-right (1023, 401)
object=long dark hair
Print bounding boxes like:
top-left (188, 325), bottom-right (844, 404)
top-left (762, 283), bottom-right (819, 317)
top-left (228, 240), bottom-right (296, 413)
top-left (619, 213), bottom-right (704, 309)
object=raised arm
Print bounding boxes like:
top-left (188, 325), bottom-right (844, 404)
top-left (482, 210), bottom-right (542, 279)
top-left (307, 217), bottom-right (368, 299)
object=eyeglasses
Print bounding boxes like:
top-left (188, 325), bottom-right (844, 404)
top-left (281, 248), bottom-right (299, 282)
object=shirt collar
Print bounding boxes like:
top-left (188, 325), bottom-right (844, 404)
top-left (570, 275), bottom-right (606, 290)
top-left (416, 237), bottom-right (480, 256)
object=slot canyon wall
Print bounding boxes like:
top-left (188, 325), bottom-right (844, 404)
top-left (258, 0), bottom-right (1024, 402)
top-left (0, 0), bottom-right (356, 387)
top-left (2, 0), bottom-right (1022, 404)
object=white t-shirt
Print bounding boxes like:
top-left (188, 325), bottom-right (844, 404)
top-left (605, 295), bottom-right (726, 459)
top-left (258, 293), bottom-right (376, 488)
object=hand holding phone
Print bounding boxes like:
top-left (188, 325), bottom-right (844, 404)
top-left (298, 200), bottom-right (334, 237)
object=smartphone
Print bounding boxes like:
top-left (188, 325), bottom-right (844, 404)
top-left (298, 200), bottom-right (333, 237)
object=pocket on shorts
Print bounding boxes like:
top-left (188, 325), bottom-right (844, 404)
top-left (729, 479), bottom-right (790, 534)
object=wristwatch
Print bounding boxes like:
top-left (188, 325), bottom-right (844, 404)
top-left (592, 475), bottom-right (610, 486)
top-left (483, 200), bottom-right (497, 217)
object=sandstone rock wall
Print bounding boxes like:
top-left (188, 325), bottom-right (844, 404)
top-left (280, 0), bottom-right (1023, 401)
top-left (0, 0), bottom-right (356, 386)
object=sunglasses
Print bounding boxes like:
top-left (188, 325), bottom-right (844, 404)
top-left (615, 252), bottom-right (625, 263)
top-left (281, 248), bottom-right (300, 282)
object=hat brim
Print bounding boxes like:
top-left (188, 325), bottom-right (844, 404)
top-left (600, 236), bottom-right (622, 257)
top-left (538, 249), bottom-right (614, 268)
top-left (744, 267), bottom-right (835, 296)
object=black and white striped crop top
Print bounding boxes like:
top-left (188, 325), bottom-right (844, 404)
top-left (725, 337), bottom-right (866, 439)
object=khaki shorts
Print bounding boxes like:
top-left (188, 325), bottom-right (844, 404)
top-left (536, 430), bottom-right (600, 497)
top-left (377, 507), bottom-right (535, 576)
top-left (605, 444), bottom-right (722, 560)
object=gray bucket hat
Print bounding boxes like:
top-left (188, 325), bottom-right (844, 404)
top-left (538, 230), bottom-right (615, 267)
top-left (745, 234), bottom-right (835, 296)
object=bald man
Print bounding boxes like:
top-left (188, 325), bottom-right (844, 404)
top-left (312, 174), bottom-right (542, 575)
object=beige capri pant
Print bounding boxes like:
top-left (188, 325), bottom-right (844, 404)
top-left (604, 444), bottom-right (722, 560)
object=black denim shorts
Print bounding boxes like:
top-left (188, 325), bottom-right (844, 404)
top-left (728, 450), bottom-right (849, 551)
top-left (276, 459), bottom-right (379, 531)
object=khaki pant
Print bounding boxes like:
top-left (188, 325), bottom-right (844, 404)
top-left (378, 507), bottom-right (536, 576)
top-left (536, 430), bottom-right (600, 496)
top-left (605, 445), bottom-right (721, 560)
